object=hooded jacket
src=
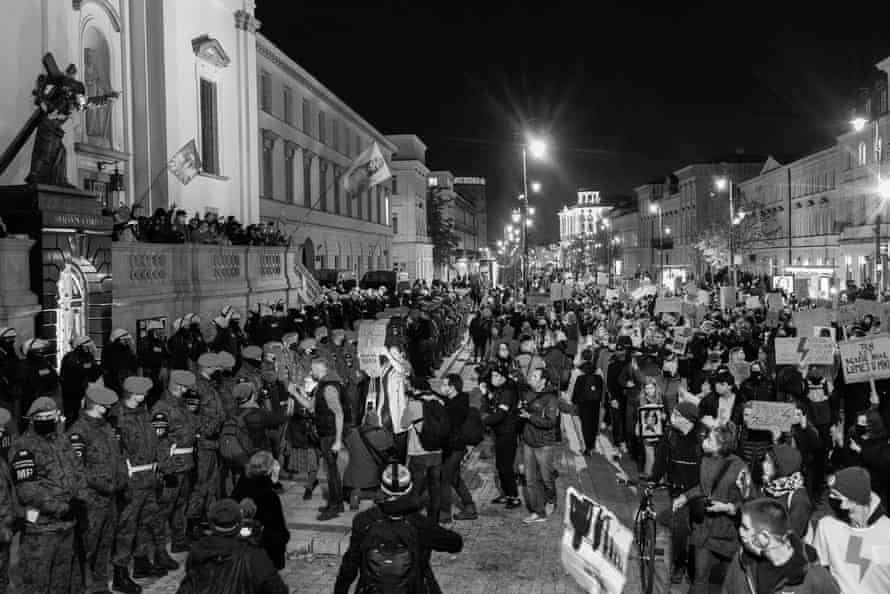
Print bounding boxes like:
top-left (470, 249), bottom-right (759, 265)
top-left (182, 532), bottom-right (287, 594)
top-left (521, 388), bottom-right (561, 448)
top-left (721, 536), bottom-right (840, 594)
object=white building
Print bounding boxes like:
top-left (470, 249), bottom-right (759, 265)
top-left (0, 0), bottom-right (262, 223)
top-left (558, 190), bottom-right (612, 241)
top-left (388, 134), bottom-right (434, 282)
top-left (256, 34), bottom-right (395, 276)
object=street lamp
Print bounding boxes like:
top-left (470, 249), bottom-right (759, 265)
top-left (715, 175), bottom-right (737, 286)
top-left (521, 134), bottom-right (548, 297)
top-left (852, 117), bottom-right (868, 132)
top-left (530, 181), bottom-right (542, 193)
top-left (511, 209), bottom-right (521, 224)
top-left (528, 206), bottom-right (536, 216)
top-left (649, 202), bottom-right (663, 285)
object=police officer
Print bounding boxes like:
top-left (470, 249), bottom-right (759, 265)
top-left (0, 329), bottom-right (18, 417)
top-left (102, 329), bottom-right (138, 395)
top-left (60, 335), bottom-right (102, 426)
top-left (112, 375), bottom-right (174, 591)
top-left (16, 338), bottom-right (61, 434)
top-left (215, 351), bottom-right (238, 415)
top-left (166, 318), bottom-right (192, 371)
top-left (228, 310), bottom-right (248, 365)
top-left (138, 321), bottom-right (168, 410)
top-left (0, 407), bottom-right (15, 594)
top-left (10, 396), bottom-right (87, 593)
top-left (236, 345), bottom-right (264, 395)
top-left (186, 353), bottom-right (225, 537)
top-left (184, 314), bottom-right (209, 366)
top-left (67, 384), bottom-right (126, 594)
top-left (151, 370), bottom-right (198, 553)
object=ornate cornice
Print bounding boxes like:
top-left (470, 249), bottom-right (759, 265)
top-left (261, 129), bottom-right (280, 149)
top-left (284, 140), bottom-right (297, 159)
top-left (192, 35), bottom-right (231, 68)
top-left (234, 9), bottom-right (261, 33)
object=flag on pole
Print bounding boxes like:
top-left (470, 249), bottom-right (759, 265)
top-left (167, 139), bottom-right (203, 185)
top-left (341, 141), bottom-right (391, 195)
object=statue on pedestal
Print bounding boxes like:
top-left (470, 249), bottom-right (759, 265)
top-left (0, 52), bottom-right (118, 187)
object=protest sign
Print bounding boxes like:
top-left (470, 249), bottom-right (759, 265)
top-left (813, 326), bottom-right (836, 340)
top-left (765, 310), bottom-right (780, 328)
top-left (562, 487), bottom-right (632, 594)
top-left (853, 299), bottom-right (890, 331)
top-left (836, 303), bottom-right (860, 327)
top-left (791, 308), bottom-right (832, 338)
top-left (670, 333), bottom-right (689, 356)
top-left (839, 334), bottom-right (890, 384)
top-left (766, 293), bottom-right (783, 310)
top-left (720, 287), bottom-right (736, 310)
top-left (654, 297), bottom-right (683, 314)
top-left (745, 295), bottom-right (761, 310)
top-left (793, 277), bottom-right (809, 299)
top-left (605, 288), bottom-right (619, 302)
top-left (697, 289), bottom-right (711, 305)
top-left (774, 337), bottom-right (836, 366)
top-left (550, 282), bottom-right (565, 302)
top-left (746, 401), bottom-right (798, 433)
top-left (357, 319), bottom-right (389, 377)
top-left (526, 293), bottom-right (549, 307)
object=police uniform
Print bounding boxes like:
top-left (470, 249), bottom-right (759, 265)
top-left (0, 407), bottom-right (15, 594)
top-left (101, 330), bottom-right (138, 395)
top-left (111, 376), bottom-right (173, 579)
top-left (186, 354), bottom-right (225, 529)
top-left (66, 385), bottom-right (126, 594)
top-left (60, 337), bottom-right (102, 425)
top-left (215, 351), bottom-right (238, 415)
top-left (235, 346), bottom-right (264, 395)
top-left (10, 396), bottom-right (87, 593)
top-left (151, 370), bottom-right (199, 552)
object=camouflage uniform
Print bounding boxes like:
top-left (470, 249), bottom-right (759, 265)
top-left (67, 412), bottom-right (127, 593)
top-left (59, 349), bottom-right (102, 425)
top-left (10, 424), bottom-right (87, 594)
top-left (0, 439), bottom-right (18, 594)
top-left (110, 402), bottom-right (162, 567)
top-left (151, 391), bottom-right (198, 550)
top-left (186, 374), bottom-right (224, 524)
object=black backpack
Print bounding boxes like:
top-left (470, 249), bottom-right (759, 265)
top-left (460, 407), bottom-right (485, 446)
top-left (219, 409), bottom-right (253, 469)
top-left (360, 512), bottom-right (420, 594)
top-left (176, 541), bottom-right (253, 594)
top-left (418, 397), bottom-right (451, 452)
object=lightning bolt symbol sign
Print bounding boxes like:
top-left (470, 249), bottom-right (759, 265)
top-left (845, 534), bottom-right (871, 581)
top-left (797, 337), bottom-right (810, 364)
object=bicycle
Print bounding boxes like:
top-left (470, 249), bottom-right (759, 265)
top-left (619, 478), bottom-right (668, 594)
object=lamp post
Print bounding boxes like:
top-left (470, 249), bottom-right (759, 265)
top-left (521, 136), bottom-right (547, 298)
top-left (715, 176), bottom-right (736, 286)
top-left (649, 203), bottom-right (662, 285)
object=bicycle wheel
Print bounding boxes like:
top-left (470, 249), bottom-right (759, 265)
top-left (637, 515), bottom-right (657, 594)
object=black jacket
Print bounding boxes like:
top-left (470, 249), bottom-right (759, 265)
top-left (231, 475), bottom-right (290, 570)
top-left (572, 363), bottom-right (603, 404)
top-left (482, 381), bottom-right (519, 435)
top-left (334, 496), bottom-right (463, 594)
top-left (650, 425), bottom-right (702, 494)
top-left (445, 391), bottom-right (470, 451)
top-left (179, 533), bottom-right (287, 594)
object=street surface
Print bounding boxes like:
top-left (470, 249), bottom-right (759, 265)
top-left (140, 340), bottom-right (679, 593)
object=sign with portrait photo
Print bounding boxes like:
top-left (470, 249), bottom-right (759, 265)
top-left (637, 404), bottom-right (665, 440)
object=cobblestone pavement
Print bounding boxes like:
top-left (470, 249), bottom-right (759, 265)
top-left (138, 339), bottom-right (677, 593)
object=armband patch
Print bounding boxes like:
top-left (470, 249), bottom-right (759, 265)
top-left (68, 433), bottom-right (86, 458)
top-left (11, 449), bottom-right (36, 482)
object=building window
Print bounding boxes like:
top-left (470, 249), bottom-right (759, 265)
top-left (392, 215), bottom-right (398, 234)
top-left (356, 187), bottom-right (362, 218)
top-left (858, 141), bottom-right (868, 166)
top-left (332, 166), bottom-right (341, 215)
top-left (259, 70), bottom-right (271, 112)
top-left (318, 111), bottom-right (326, 144)
top-left (332, 119), bottom-right (339, 152)
top-left (376, 187), bottom-right (383, 224)
top-left (303, 153), bottom-right (312, 207)
top-left (199, 78), bottom-right (220, 175)
top-left (302, 99), bottom-right (311, 135)
top-left (283, 86), bottom-right (293, 124)
top-left (284, 144), bottom-right (295, 203)
top-left (318, 160), bottom-right (328, 211)
top-left (262, 142), bottom-right (273, 198)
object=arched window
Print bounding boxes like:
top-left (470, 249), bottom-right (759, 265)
top-left (83, 27), bottom-right (113, 148)
top-left (858, 141), bottom-right (868, 166)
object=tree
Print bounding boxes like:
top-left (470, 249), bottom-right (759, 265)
top-left (427, 187), bottom-right (461, 271)
top-left (694, 197), bottom-right (779, 273)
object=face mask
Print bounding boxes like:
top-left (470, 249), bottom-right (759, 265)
top-left (33, 419), bottom-right (57, 435)
top-left (0, 430), bottom-right (9, 459)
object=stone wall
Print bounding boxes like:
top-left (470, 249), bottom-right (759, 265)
top-left (0, 238), bottom-right (41, 337)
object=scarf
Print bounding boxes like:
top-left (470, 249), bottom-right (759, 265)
top-left (763, 471), bottom-right (804, 499)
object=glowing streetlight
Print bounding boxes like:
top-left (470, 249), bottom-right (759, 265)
top-left (497, 240), bottom-right (504, 247)
top-left (852, 117), bottom-right (868, 132)
top-left (525, 219), bottom-right (533, 228)
top-left (530, 181), bottom-right (542, 193)
top-left (506, 224), bottom-right (514, 233)
top-left (649, 203), bottom-right (659, 214)
top-left (511, 209), bottom-right (521, 224)
top-left (664, 227), bottom-right (671, 235)
top-left (527, 137), bottom-right (548, 160)
top-left (714, 177), bottom-right (728, 191)
top-left (879, 179), bottom-right (890, 200)
top-left (528, 206), bottom-right (536, 216)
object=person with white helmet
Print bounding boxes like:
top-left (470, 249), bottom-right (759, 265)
top-left (185, 314), bottom-right (209, 366)
top-left (16, 337), bottom-right (60, 434)
top-left (101, 328), bottom-right (138, 395)
top-left (59, 335), bottom-right (101, 426)
top-left (138, 320), bottom-right (169, 410)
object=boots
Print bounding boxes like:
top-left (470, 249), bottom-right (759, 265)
top-left (112, 565), bottom-right (142, 594)
top-left (454, 502), bottom-right (478, 521)
top-left (317, 503), bottom-right (344, 521)
top-left (132, 556), bottom-right (167, 579)
top-left (303, 479), bottom-right (319, 501)
top-left (154, 548), bottom-right (180, 570)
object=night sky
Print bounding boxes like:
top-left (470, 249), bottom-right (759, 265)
top-left (256, 2), bottom-right (890, 243)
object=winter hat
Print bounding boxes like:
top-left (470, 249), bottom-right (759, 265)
top-left (829, 466), bottom-right (872, 506)
top-left (769, 444), bottom-right (802, 476)
top-left (233, 382), bottom-right (254, 404)
top-left (674, 400), bottom-right (699, 423)
top-left (380, 463), bottom-right (413, 497)
top-left (208, 499), bottom-right (242, 534)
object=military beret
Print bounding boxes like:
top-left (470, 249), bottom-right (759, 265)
top-left (27, 396), bottom-right (58, 416)
top-left (170, 370), bottom-right (196, 388)
top-left (86, 384), bottom-right (119, 407)
top-left (242, 345), bottom-right (262, 361)
top-left (0, 407), bottom-right (10, 426)
top-left (151, 412), bottom-right (169, 428)
top-left (109, 328), bottom-right (131, 342)
top-left (209, 499), bottom-right (242, 531)
top-left (122, 376), bottom-right (153, 395)
top-left (0, 327), bottom-right (15, 340)
top-left (71, 335), bottom-right (93, 348)
top-left (197, 352), bottom-right (220, 368)
top-left (216, 351), bottom-right (236, 369)
top-left (233, 383), bottom-right (254, 403)
top-left (298, 338), bottom-right (317, 352)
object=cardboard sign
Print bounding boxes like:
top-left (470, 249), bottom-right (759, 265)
top-left (766, 293), bottom-right (784, 310)
top-left (527, 293), bottom-right (550, 307)
top-left (791, 308), bottom-right (832, 338)
top-left (765, 310), bottom-right (781, 328)
top-left (851, 299), bottom-right (890, 331)
top-left (839, 334), bottom-right (890, 383)
top-left (605, 288), bottom-right (619, 302)
top-left (562, 487), bottom-right (632, 594)
top-left (550, 282), bottom-right (564, 302)
top-left (836, 303), bottom-right (861, 327)
top-left (745, 296), bottom-right (761, 310)
top-left (746, 401), bottom-right (798, 433)
top-left (774, 337), bottom-right (836, 366)
top-left (357, 319), bottom-right (389, 377)
top-left (654, 297), bottom-right (683, 314)
top-left (720, 287), bottom-right (736, 310)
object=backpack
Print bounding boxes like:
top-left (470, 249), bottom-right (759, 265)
top-left (219, 409), bottom-right (252, 469)
top-left (418, 397), bottom-right (451, 452)
top-left (360, 512), bottom-right (420, 594)
top-left (176, 541), bottom-right (253, 594)
top-left (460, 406), bottom-right (485, 446)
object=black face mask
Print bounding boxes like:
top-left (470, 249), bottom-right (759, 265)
top-left (828, 496), bottom-right (851, 523)
top-left (33, 419), bottom-right (57, 436)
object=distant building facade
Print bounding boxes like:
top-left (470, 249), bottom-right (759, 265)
top-left (388, 134), bottom-right (434, 282)
top-left (429, 171), bottom-right (489, 281)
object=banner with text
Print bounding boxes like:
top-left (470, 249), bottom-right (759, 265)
top-left (774, 337), bottom-right (836, 366)
top-left (839, 334), bottom-right (890, 384)
top-left (357, 319), bottom-right (389, 378)
top-left (655, 297), bottom-right (683, 314)
top-left (562, 486), bottom-right (632, 594)
top-left (746, 401), bottom-right (798, 433)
